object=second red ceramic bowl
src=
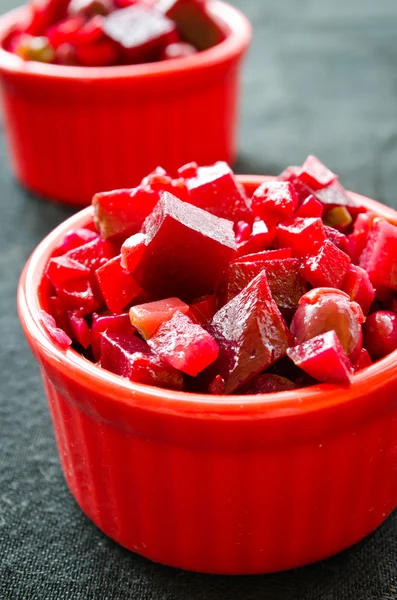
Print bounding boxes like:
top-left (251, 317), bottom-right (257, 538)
top-left (0, 1), bottom-right (251, 206)
top-left (18, 176), bottom-right (397, 574)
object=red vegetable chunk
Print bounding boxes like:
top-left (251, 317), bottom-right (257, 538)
top-left (39, 309), bottom-right (72, 349)
top-left (46, 255), bottom-right (91, 288)
top-left (157, 0), bottom-right (225, 50)
top-left (66, 237), bottom-right (116, 272)
top-left (324, 225), bottom-right (349, 254)
top-left (103, 5), bottom-right (178, 63)
top-left (233, 248), bottom-right (292, 264)
top-left (300, 240), bottom-right (351, 288)
top-left (91, 312), bottom-right (134, 359)
top-left (277, 217), bottom-right (326, 258)
top-left (101, 333), bottom-right (184, 389)
top-left (120, 233), bottom-right (146, 272)
top-left (236, 220), bottom-right (276, 257)
top-left (93, 187), bottom-right (160, 241)
top-left (58, 227), bottom-right (98, 254)
top-left (287, 330), bottom-right (353, 385)
top-left (132, 192), bottom-right (237, 301)
top-left (359, 219), bottom-right (397, 291)
top-left (183, 161), bottom-right (252, 223)
top-left (295, 194), bottom-right (323, 218)
top-left (95, 255), bottom-right (142, 313)
top-left (55, 278), bottom-right (98, 314)
top-left (67, 310), bottom-right (91, 348)
top-left (353, 348), bottom-right (373, 372)
top-left (252, 181), bottom-right (298, 221)
top-left (240, 373), bottom-right (296, 395)
top-left (342, 264), bottom-right (375, 315)
top-left (207, 271), bottom-right (291, 393)
top-left (129, 297), bottom-right (190, 339)
top-left (298, 155), bottom-right (337, 191)
top-left (189, 294), bottom-right (217, 324)
top-left (148, 311), bottom-right (219, 376)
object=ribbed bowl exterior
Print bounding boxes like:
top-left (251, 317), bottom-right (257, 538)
top-left (18, 179), bottom-right (397, 574)
top-left (0, 2), bottom-right (250, 206)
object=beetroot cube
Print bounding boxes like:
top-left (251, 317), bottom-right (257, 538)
top-left (295, 194), bottom-right (323, 218)
top-left (300, 240), bottom-right (351, 289)
top-left (359, 219), bottom-right (397, 291)
top-left (129, 297), bottom-right (190, 339)
top-left (287, 331), bottom-right (353, 385)
top-left (39, 309), bottom-right (72, 349)
top-left (251, 181), bottom-right (298, 221)
top-left (91, 312), bottom-right (134, 360)
top-left (75, 37), bottom-right (118, 66)
top-left (189, 294), bottom-right (217, 324)
top-left (324, 225), bottom-right (349, 254)
top-left (207, 271), bottom-right (291, 393)
top-left (343, 264), bottom-right (375, 315)
top-left (103, 5), bottom-right (178, 63)
top-left (184, 162), bottom-right (252, 223)
top-left (148, 311), bottom-right (219, 376)
top-left (208, 374), bottom-right (226, 395)
top-left (233, 248), bottom-right (292, 264)
top-left (132, 192), bottom-right (236, 301)
top-left (298, 155), bottom-right (337, 191)
top-left (315, 181), bottom-right (359, 212)
top-left (277, 217), bottom-right (326, 258)
top-left (353, 348), bottom-right (373, 372)
top-left (240, 373), bottom-right (296, 395)
top-left (67, 310), bottom-right (91, 348)
top-left (278, 166), bottom-right (314, 203)
top-left (66, 237), bottom-right (116, 272)
top-left (157, 0), bottom-right (225, 50)
top-left (236, 220), bottom-right (276, 258)
top-left (93, 187), bottom-right (160, 241)
top-left (101, 333), bottom-right (184, 390)
top-left (120, 233), bottom-right (146, 272)
top-left (58, 227), bottom-right (98, 254)
top-left (55, 278), bottom-right (98, 314)
top-left (95, 255), bottom-right (142, 313)
top-left (46, 15), bottom-right (85, 48)
top-left (68, 0), bottom-right (112, 17)
top-left (25, 0), bottom-right (70, 36)
top-left (235, 220), bottom-right (252, 243)
top-left (46, 255), bottom-right (90, 288)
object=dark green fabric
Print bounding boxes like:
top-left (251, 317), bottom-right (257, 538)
top-left (1, 0), bottom-right (397, 597)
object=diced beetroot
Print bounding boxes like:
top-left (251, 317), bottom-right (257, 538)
top-left (353, 348), bottom-right (373, 372)
top-left (236, 220), bottom-right (276, 257)
top-left (131, 192), bottom-right (236, 301)
top-left (277, 217), bottom-right (326, 258)
top-left (208, 374), bottom-right (226, 395)
top-left (157, 0), bottom-right (225, 50)
top-left (129, 297), bottom-right (189, 339)
top-left (290, 288), bottom-right (364, 357)
top-left (68, 0), bottom-right (112, 17)
top-left (295, 194), bottom-right (323, 218)
top-left (240, 373), bottom-right (296, 394)
top-left (324, 206), bottom-right (352, 230)
top-left (298, 155), bottom-right (337, 191)
top-left (148, 311), bottom-right (219, 376)
top-left (103, 5), bottom-right (178, 63)
top-left (315, 181), bottom-right (359, 212)
top-left (66, 237), bottom-right (116, 272)
top-left (74, 15), bottom-right (106, 45)
top-left (91, 312), bottom-right (134, 360)
top-left (46, 16), bottom-right (85, 48)
top-left (57, 227), bottom-right (98, 254)
top-left (93, 186), bottom-right (160, 241)
top-left (46, 255), bottom-right (91, 288)
top-left (189, 295), bottom-right (217, 324)
top-left (363, 311), bottom-right (397, 360)
top-left (207, 272), bottom-right (291, 394)
top-left (67, 311), bottom-right (91, 348)
top-left (120, 233), bottom-right (146, 272)
top-left (235, 220), bottom-right (252, 243)
top-left (343, 264), bottom-right (375, 315)
top-left (324, 225), bottom-right (349, 254)
top-left (177, 161), bottom-right (198, 178)
top-left (278, 166), bottom-right (314, 203)
top-left (101, 333), bottom-right (184, 390)
top-left (300, 240), bottom-right (351, 289)
top-left (359, 219), bottom-right (397, 291)
top-left (95, 255), bottom-right (142, 313)
top-left (48, 295), bottom-right (73, 336)
top-left (55, 278), bottom-right (98, 314)
top-left (252, 181), bottom-right (298, 221)
top-left (75, 37), bottom-right (119, 66)
top-left (56, 42), bottom-right (78, 65)
top-left (161, 41), bottom-right (197, 59)
top-left (25, 0), bottom-right (70, 36)
top-left (224, 258), bottom-right (307, 318)
top-left (287, 331), bottom-right (353, 385)
top-left (39, 309), bottom-right (72, 349)
top-left (184, 162), bottom-right (252, 223)
top-left (232, 248), bottom-right (292, 264)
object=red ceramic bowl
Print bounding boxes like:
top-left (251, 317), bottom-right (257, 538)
top-left (0, 2), bottom-right (251, 206)
top-left (18, 176), bottom-right (397, 575)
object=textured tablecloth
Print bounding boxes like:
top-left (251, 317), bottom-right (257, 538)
top-left (1, 0), bottom-right (397, 598)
